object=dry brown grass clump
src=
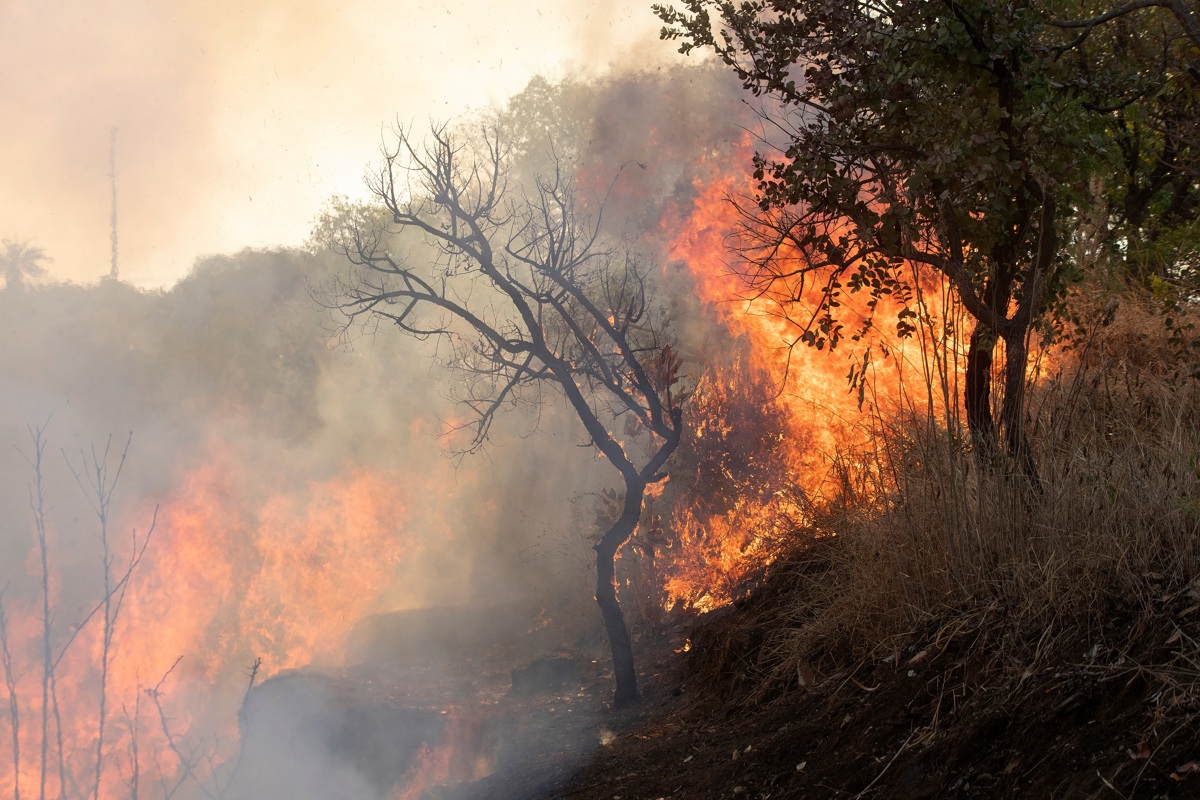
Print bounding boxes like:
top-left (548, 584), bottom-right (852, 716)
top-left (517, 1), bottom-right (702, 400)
top-left (690, 290), bottom-right (1200, 701)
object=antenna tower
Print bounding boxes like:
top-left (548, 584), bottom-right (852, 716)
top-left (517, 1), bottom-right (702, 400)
top-left (108, 127), bottom-right (118, 281)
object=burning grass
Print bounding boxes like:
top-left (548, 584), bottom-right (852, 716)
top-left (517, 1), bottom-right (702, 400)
top-left (687, 289), bottom-right (1200, 708)
top-left (557, 289), bottom-right (1200, 798)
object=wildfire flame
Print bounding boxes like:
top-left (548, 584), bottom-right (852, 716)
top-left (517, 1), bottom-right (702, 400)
top-left (644, 136), bottom-right (957, 613)
top-left (1, 438), bottom-right (416, 799)
top-left (0, 117), bottom-right (968, 800)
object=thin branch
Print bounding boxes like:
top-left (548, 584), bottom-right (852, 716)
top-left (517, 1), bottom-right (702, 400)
top-left (0, 589), bottom-right (20, 800)
top-left (21, 422), bottom-right (52, 800)
top-left (148, 659), bottom-right (219, 800)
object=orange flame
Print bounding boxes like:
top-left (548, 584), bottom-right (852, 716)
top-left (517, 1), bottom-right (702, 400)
top-left (1, 438), bottom-right (420, 799)
top-left (645, 136), bottom-right (956, 612)
top-left (394, 707), bottom-right (491, 800)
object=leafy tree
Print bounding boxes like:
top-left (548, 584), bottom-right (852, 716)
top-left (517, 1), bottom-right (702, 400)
top-left (323, 123), bottom-right (685, 707)
top-left (1, 240), bottom-right (49, 291)
top-left (655, 0), bottom-right (1100, 484)
top-left (1050, 0), bottom-right (1200, 52)
top-left (1050, 2), bottom-right (1200, 293)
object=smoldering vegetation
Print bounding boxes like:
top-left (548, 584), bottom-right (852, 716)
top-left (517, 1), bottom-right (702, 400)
top-left (0, 64), bottom-right (775, 800)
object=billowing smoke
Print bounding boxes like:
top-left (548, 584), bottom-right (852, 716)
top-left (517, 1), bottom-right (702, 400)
top-left (0, 63), bottom-right (760, 799)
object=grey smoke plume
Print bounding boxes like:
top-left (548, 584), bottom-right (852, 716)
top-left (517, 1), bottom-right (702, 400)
top-left (0, 63), bottom-right (757, 798)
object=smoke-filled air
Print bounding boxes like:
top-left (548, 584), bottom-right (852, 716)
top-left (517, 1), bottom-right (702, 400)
top-left (4, 2), bottom-right (1200, 799)
top-left (0, 62), bottom-right (818, 798)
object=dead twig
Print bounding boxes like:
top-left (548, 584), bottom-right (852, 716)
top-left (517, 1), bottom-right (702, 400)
top-left (854, 729), bottom-right (916, 798)
top-left (1097, 768), bottom-right (1132, 800)
top-left (148, 658), bottom-right (219, 800)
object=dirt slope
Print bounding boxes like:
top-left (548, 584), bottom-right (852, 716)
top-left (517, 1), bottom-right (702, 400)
top-left (554, 579), bottom-right (1200, 798)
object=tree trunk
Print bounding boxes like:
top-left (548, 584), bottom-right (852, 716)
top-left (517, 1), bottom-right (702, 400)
top-left (964, 264), bottom-right (1019, 465)
top-left (594, 481), bottom-right (645, 708)
top-left (1000, 329), bottom-right (1041, 492)
top-left (966, 321), bottom-right (1041, 490)
top-left (964, 322), bottom-right (998, 460)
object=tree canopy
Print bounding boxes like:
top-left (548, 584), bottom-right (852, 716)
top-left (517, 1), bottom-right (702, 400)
top-left (1056, 1), bottom-right (1200, 292)
top-left (655, 0), bottom-right (1200, 480)
top-left (1, 240), bottom-right (49, 291)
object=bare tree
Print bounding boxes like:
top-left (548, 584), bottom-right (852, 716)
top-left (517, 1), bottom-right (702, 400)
top-left (22, 423), bottom-right (60, 800)
top-left (324, 123), bottom-right (685, 707)
top-left (6, 424), bottom-right (156, 800)
top-left (64, 434), bottom-right (154, 800)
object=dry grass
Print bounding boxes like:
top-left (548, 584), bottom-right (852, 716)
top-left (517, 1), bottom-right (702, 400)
top-left (690, 290), bottom-right (1200, 702)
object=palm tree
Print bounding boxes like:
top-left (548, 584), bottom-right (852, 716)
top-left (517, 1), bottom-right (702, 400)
top-left (2, 240), bottom-right (49, 290)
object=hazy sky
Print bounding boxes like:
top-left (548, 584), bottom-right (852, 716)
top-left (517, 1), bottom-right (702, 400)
top-left (0, 0), bottom-right (684, 287)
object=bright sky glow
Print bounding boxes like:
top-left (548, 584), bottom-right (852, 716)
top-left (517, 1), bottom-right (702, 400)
top-left (0, 0), bottom-right (683, 287)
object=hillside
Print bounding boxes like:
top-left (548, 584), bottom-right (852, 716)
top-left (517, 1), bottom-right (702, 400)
top-left (559, 543), bottom-right (1200, 799)
top-left (429, 291), bottom-right (1200, 800)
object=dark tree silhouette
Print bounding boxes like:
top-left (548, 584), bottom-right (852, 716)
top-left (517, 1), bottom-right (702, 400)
top-left (325, 123), bottom-right (685, 707)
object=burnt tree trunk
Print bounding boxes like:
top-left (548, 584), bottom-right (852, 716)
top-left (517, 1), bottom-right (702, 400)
top-left (997, 193), bottom-right (1055, 492)
top-left (594, 481), bottom-right (646, 708)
